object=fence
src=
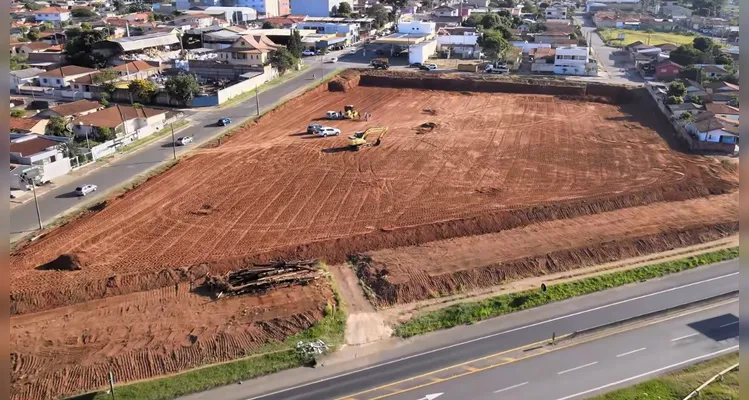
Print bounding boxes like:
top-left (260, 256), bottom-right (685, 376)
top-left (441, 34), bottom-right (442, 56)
top-left (682, 362), bottom-right (738, 399)
top-left (89, 113), bottom-right (183, 161)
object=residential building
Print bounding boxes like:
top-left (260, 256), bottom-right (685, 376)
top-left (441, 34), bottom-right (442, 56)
top-left (654, 43), bottom-right (678, 53)
top-left (653, 60), bottom-right (683, 81)
top-left (530, 47), bottom-right (556, 73)
top-left (296, 21), bottom-right (360, 43)
top-left (236, 0), bottom-right (280, 16)
top-left (696, 64), bottom-right (730, 80)
top-left (666, 102), bottom-right (702, 119)
top-left (18, 42), bottom-right (55, 55)
top-left (93, 32), bottom-right (181, 57)
top-left (585, 0), bottom-right (640, 12)
top-left (34, 6), bottom-right (72, 23)
top-left (398, 20), bottom-right (436, 35)
top-left (433, 5), bottom-right (459, 17)
top-left (10, 134), bottom-right (71, 187)
top-left (217, 34), bottom-right (281, 66)
top-left (278, 0), bottom-right (291, 15)
top-left (661, 4), bottom-right (692, 17)
top-left (113, 60), bottom-right (161, 80)
top-left (184, 6), bottom-right (258, 23)
top-left (463, 0), bottom-right (489, 6)
top-left (682, 79), bottom-right (708, 100)
top-left (553, 45), bottom-right (595, 76)
top-left (544, 4), bottom-right (568, 20)
top-left (37, 99), bottom-right (104, 120)
top-left (39, 31), bottom-right (67, 44)
top-left (10, 68), bottom-right (45, 92)
top-left (173, 12), bottom-right (216, 28)
top-left (685, 112), bottom-right (739, 145)
top-left (10, 117), bottom-right (49, 134)
top-left (436, 27), bottom-right (479, 58)
top-left (260, 14), bottom-right (307, 28)
top-left (71, 104), bottom-right (168, 139)
top-left (37, 66), bottom-right (98, 88)
top-left (289, 0), bottom-right (352, 17)
top-left (705, 103), bottom-right (739, 121)
top-left (703, 81), bottom-right (739, 94)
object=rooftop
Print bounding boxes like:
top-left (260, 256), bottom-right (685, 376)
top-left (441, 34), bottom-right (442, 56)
top-left (72, 105), bottom-right (166, 128)
top-left (113, 60), bottom-right (158, 73)
top-left (10, 67), bottom-right (46, 79)
top-left (9, 117), bottom-right (43, 132)
top-left (35, 6), bottom-right (70, 13)
top-left (48, 99), bottom-right (102, 117)
top-left (705, 103), bottom-right (739, 115)
top-left (10, 136), bottom-right (60, 156)
top-left (38, 65), bottom-right (97, 78)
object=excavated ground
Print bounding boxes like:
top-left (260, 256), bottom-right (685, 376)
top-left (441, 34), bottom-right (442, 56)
top-left (9, 70), bottom-right (738, 398)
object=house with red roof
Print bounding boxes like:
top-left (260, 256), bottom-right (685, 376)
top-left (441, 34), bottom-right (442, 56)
top-left (653, 60), bottom-right (684, 81)
top-left (34, 7), bottom-right (71, 23)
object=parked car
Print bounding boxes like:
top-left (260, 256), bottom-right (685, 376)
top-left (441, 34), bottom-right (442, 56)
top-left (217, 117), bottom-right (231, 126)
top-left (315, 127), bottom-right (341, 137)
top-left (307, 124), bottom-right (323, 133)
top-left (408, 62), bottom-right (423, 68)
top-left (325, 57), bottom-right (338, 63)
top-left (348, 48), bottom-right (357, 54)
top-left (75, 184), bottom-right (97, 196)
top-left (302, 49), bottom-right (316, 56)
top-left (176, 136), bottom-right (193, 146)
top-left (419, 64), bottom-right (437, 71)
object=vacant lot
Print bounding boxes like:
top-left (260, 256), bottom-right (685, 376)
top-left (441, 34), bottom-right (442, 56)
top-left (600, 29), bottom-right (698, 46)
top-left (9, 71), bottom-right (738, 399)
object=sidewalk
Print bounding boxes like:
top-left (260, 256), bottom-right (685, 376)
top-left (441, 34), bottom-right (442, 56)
top-left (9, 121), bottom-right (194, 209)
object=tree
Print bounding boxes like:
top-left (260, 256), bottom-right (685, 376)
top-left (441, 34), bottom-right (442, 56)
top-left (80, 22), bottom-right (93, 31)
top-left (691, 95), bottom-right (703, 105)
top-left (128, 79), bottom-right (158, 100)
top-left (680, 111), bottom-right (693, 121)
top-left (667, 95), bottom-right (684, 104)
top-left (523, 0), bottom-right (538, 14)
top-left (480, 13), bottom-right (501, 29)
top-left (65, 29), bottom-right (108, 68)
top-left (679, 65), bottom-right (707, 82)
top-left (692, 36), bottom-right (714, 52)
top-left (381, 0), bottom-right (407, 22)
top-left (366, 3), bottom-right (390, 29)
top-left (568, 32), bottom-right (577, 39)
top-left (26, 29), bottom-right (41, 41)
top-left (690, 0), bottom-right (725, 17)
top-left (95, 126), bottom-right (115, 141)
top-left (729, 95), bottom-right (738, 107)
top-left (10, 55), bottom-right (29, 71)
top-left (71, 8), bottom-right (98, 17)
top-left (668, 81), bottom-right (686, 97)
top-left (165, 73), bottom-right (201, 105)
top-left (479, 30), bottom-right (510, 60)
top-left (262, 21), bottom-right (281, 29)
top-left (10, 110), bottom-right (25, 118)
top-left (23, 1), bottom-right (43, 10)
top-left (539, 2), bottom-right (550, 8)
top-left (269, 47), bottom-right (297, 76)
top-left (40, 22), bottom-right (53, 31)
top-left (337, 1), bottom-right (352, 16)
top-left (92, 68), bottom-right (119, 84)
top-left (714, 53), bottom-right (733, 65)
top-left (47, 116), bottom-right (72, 137)
top-left (462, 15), bottom-right (478, 27)
top-left (330, 4), bottom-right (338, 16)
top-left (287, 29), bottom-right (303, 59)
top-left (669, 45), bottom-right (701, 66)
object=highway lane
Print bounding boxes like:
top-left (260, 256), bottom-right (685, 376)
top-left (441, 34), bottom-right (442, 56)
top-left (8, 53), bottom-right (370, 243)
top-left (179, 259), bottom-right (738, 400)
top-left (384, 300), bottom-right (738, 400)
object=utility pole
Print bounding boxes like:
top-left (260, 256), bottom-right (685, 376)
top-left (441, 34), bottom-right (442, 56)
top-left (31, 179), bottom-right (42, 230)
top-left (170, 123), bottom-right (176, 160)
top-left (255, 84), bottom-right (260, 115)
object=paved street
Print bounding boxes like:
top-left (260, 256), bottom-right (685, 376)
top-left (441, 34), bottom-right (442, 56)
top-left (574, 13), bottom-right (644, 84)
top-left (179, 260), bottom-right (738, 400)
top-left (9, 51), bottom-right (371, 243)
top-left (386, 299), bottom-right (738, 400)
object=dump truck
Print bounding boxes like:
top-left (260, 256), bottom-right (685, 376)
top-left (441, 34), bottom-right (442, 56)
top-left (348, 126), bottom-right (388, 150)
top-left (458, 64), bottom-right (478, 72)
top-left (371, 58), bottom-right (389, 70)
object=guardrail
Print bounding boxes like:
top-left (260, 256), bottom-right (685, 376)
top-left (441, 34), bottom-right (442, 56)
top-left (682, 362), bottom-right (739, 399)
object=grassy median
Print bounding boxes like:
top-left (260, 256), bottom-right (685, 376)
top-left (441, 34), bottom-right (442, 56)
top-left (394, 247), bottom-right (738, 338)
top-left (592, 352), bottom-right (738, 399)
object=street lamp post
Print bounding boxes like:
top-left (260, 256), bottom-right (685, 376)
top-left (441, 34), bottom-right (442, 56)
top-left (31, 179), bottom-right (42, 230)
top-left (170, 123), bottom-right (176, 160)
top-left (78, 122), bottom-right (90, 149)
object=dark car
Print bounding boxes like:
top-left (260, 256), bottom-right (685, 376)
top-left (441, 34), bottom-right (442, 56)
top-left (408, 62), bottom-right (422, 68)
top-left (217, 118), bottom-right (231, 126)
top-left (418, 65), bottom-right (430, 71)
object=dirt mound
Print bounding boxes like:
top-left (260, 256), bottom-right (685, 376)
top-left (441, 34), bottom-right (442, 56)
top-left (417, 122), bottom-right (438, 134)
top-left (328, 70), bottom-right (361, 92)
top-left (37, 252), bottom-right (91, 271)
top-left (357, 221), bottom-right (738, 307)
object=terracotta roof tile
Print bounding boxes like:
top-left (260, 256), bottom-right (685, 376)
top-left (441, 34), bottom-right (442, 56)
top-left (48, 99), bottom-right (102, 117)
top-left (72, 105), bottom-right (166, 128)
top-left (10, 136), bottom-right (60, 156)
top-left (9, 117), bottom-right (42, 132)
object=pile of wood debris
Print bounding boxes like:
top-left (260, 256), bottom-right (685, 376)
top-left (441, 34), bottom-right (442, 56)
top-left (203, 259), bottom-right (325, 298)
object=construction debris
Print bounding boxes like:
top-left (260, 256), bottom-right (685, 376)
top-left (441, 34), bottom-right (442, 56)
top-left (203, 259), bottom-right (324, 297)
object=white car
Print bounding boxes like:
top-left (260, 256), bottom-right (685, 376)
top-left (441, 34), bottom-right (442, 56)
top-left (315, 127), bottom-right (341, 137)
top-left (325, 57), bottom-right (338, 63)
top-left (176, 136), bottom-right (193, 146)
top-left (424, 63), bottom-right (438, 70)
top-left (348, 48), bottom-right (357, 54)
top-left (302, 49), bottom-right (316, 56)
top-left (75, 184), bottom-right (97, 196)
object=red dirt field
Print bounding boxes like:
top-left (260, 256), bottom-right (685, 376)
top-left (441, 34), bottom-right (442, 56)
top-left (11, 281), bottom-right (333, 400)
top-left (10, 72), bottom-right (737, 315)
top-left (355, 193), bottom-right (738, 307)
top-left (9, 71), bottom-right (739, 398)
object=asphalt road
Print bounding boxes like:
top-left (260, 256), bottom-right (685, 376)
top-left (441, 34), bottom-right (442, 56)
top-left (386, 300), bottom-right (738, 400)
top-left (179, 259), bottom-right (738, 400)
top-left (8, 52), bottom-right (371, 242)
top-left (574, 13), bottom-right (644, 83)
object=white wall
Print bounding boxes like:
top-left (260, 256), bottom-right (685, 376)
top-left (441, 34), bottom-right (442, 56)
top-left (41, 157), bottom-right (72, 181)
top-left (437, 33), bottom-right (478, 46)
top-left (35, 12), bottom-right (71, 22)
top-left (398, 20), bottom-right (436, 34)
top-left (409, 39), bottom-right (438, 64)
top-left (216, 66), bottom-right (275, 104)
top-left (512, 41), bottom-right (551, 54)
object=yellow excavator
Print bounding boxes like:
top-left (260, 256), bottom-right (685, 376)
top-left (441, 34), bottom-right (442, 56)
top-left (348, 126), bottom-right (387, 150)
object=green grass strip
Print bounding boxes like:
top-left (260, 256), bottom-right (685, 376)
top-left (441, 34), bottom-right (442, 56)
top-left (592, 352), bottom-right (738, 399)
top-left (394, 247), bottom-right (738, 338)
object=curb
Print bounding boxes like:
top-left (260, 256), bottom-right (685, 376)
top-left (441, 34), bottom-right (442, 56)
top-left (565, 290), bottom-right (739, 341)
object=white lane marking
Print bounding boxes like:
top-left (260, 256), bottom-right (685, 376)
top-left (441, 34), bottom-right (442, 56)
top-left (616, 347), bottom-right (646, 358)
top-left (554, 345), bottom-right (738, 400)
top-left (493, 382), bottom-right (529, 394)
top-left (720, 321), bottom-right (739, 328)
top-left (244, 271), bottom-right (737, 400)
top-left (558, 361), bottom-right (599, 375)
top-left (671, 333), bottom-right (700, 342)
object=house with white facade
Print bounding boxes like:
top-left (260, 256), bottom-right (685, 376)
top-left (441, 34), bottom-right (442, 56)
top-left (34, 7), bottom-right (72, 23)
top-left (10, 68), bottom-right (45, 92)
top-left (436, 26), bottom-right (479, 58)
top-left (685, 112), bottom-right (739, 146)
top-left (217, 34), bottom-right (281, 66)
top-left (398, 20), bottom-right (436, 34)
top-left (433, 5), bottom-right (459, 17)
top-left (544, 3), bottom-right (568, 20)
top-left (10, 134), bottom-right (71, 188)
top-left (553, 45), bottom-right (596, 76)
top-left (71, 104), bottom-right (168, 140)
top-left (296, 21), bottom-right (360, 44)
top-left (173, 12), bottom-right (216, 28)
top-left (37, 66), bottom-right (98, 88)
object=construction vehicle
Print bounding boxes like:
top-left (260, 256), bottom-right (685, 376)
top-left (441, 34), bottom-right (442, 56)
top-left (348, 126), bottom-right (388, 150)
top-left (371, 58), bottom-right (389, 70)
top-left (326, 105), bottom-right (360, 120)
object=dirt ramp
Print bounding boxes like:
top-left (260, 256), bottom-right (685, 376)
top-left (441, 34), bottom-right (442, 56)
top-left (328, 70), bottom-right (361, 92)
top-left (37, 252), bottom-right (91, 271)
top-left (358, 74), bottom-right (586, 96)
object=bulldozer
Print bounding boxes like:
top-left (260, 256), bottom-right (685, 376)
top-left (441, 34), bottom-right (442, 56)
top-left (348, 126), bottom-right (387, 150)
top-left (326, 105), bottom-right (360, 120)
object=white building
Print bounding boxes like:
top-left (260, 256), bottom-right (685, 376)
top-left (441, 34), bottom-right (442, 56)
top-left (409, 39), bottom-right (438, 64)
top-left (10, 68), bottom-right (45, 92)
top-left (289, 0), bottom-right (352, 17)
top-left (436, 27), bottom-right (479, 58)
top-left (398, 20), bottom-right (436, 35)
top-left (296, 21), bottom-right (360, 43)
top-left (433, 5), bottom-right (459, 17)
top-left (544, 4), bottom-right (568, 20)
top-left (10, 135), bottom-right (71, 187)
top-left (236, 0), bottom-right (279, 16)
top-left (34, 6), bottom-right (72, 23)
top-left (37, 66), bottom-right (98, 88)
top-left (553, 45), bottom-right (595, 76)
